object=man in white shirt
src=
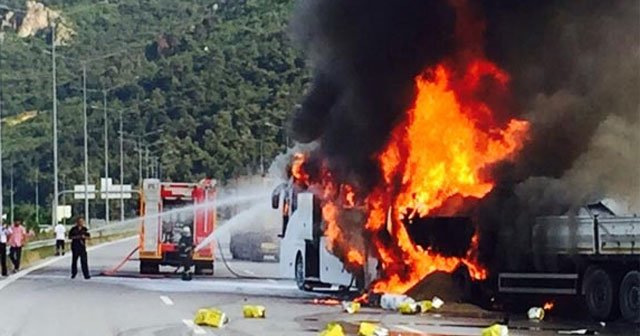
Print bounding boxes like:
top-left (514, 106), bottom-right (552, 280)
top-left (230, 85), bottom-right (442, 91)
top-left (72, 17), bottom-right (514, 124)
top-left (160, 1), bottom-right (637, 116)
top-left (0, 223), bottom-right (8, 276)
top-left (54, 223), bottom-right (66, 256)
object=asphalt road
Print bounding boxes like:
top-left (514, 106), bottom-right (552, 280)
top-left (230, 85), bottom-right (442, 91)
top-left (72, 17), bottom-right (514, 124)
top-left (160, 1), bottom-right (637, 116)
top-left (0, 238), bottom-right (634, 336)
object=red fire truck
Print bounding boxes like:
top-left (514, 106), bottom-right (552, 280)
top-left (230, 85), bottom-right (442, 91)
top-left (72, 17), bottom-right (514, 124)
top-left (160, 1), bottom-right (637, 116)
top-left (139, 178), bottom-right (216, 275)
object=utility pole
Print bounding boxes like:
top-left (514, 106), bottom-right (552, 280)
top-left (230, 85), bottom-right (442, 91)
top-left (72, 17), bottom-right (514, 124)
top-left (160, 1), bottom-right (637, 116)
top-left (260, 140), bottom-right (264, 176)
top-left (35, 170), bottom-right (39, 226)
top-left (137, 139), bottom-right (143, 187)
top-left (9, 158), bottom-right (13, 224)
top-left (145, 145), bottom-right (149, 178)
top-left (82, 63), bottom-right (89, 223)
top-left (0, 36), bottom-right (4, 225)
top-left (103, 90), bottom-right (109, 226)
top-left (51, 21), bottom-right (59, 227)
top-left (119, 110), bottom-right (124, 223)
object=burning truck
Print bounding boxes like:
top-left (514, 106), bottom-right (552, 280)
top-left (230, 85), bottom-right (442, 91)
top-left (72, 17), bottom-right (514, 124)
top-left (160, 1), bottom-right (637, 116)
top-left (275, 0), bottom-right (639, 323)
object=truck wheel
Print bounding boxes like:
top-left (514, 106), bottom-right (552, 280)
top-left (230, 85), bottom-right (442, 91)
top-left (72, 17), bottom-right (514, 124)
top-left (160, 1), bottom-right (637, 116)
top-left (140, 261), bottom-right (159, 274)
top-left (295, 253), bottom-right (313, 291)
top-left (251, 250), bottom-right (264, 262)
top-left (195, 263), bottom-right (214, 276)
top-left (584, 267), bottom-right (619, 320)
top-left (619, 270), bottom-right (640, 323)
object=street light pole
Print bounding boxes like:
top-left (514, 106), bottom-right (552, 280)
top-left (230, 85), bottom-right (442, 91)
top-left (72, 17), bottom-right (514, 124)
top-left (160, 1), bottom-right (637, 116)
top-left (0, 37), bottom-right (3, 224)
top-left (103, 90), bottom-right (109, 227)
top-left (119, 109), bottom-right (124, 223)
top-left (137, 139), bottom-right (142, 187)
top-left (82, 63), bottom-right (89, 223)
top-left (51, 22), bottom-right (59, 227)
top-left (35, 170), bottom-right (39, 225)
top-left (145, 145), bottom-right (149, 178)
top-left (9, 158), bottom-right (12, 223)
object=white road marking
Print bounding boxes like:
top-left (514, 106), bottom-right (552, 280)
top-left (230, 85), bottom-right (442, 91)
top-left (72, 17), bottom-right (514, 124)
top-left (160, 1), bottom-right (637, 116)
top-left (395, 325), bottom-right (425, 335)
top-left (0, 236), bottom-right (137, 292)
top-left (243, 269), bottom-right (256, 276)
top-left (160, 295), bottom-right (174, 306)
top-left (182, 319), bottom-right (207, 335)
top-left (267, 279), bottom-right (278, 284)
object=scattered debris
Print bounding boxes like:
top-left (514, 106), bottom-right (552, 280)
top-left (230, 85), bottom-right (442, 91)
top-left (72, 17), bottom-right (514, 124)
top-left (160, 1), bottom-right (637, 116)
top-left (557, 329), bottom-right (598, 335)
top-left (242, 305), bottom-right (266, 318)
top-left (320, 322), bottom-right (345, 336)
top-left (358, 322), bottom-right (389, 336)
top-left (431, 296), bottom-right (444, 309)
top-left (380, 294), bottom-right (444, 314)
top-left (341, 301), bottom-right (361, 314)
top-left (380, 294), bottom-right (415, 310)
top-left (193, 308), bottom-right (228, 328)
top-left (527, 307), bottom-right (545, 321)
top-left (398, 301), bottom-right (420, 315)
top-left (313, 298), bottom-right (342, 306)
top-left (481, 324), bottom-right (509, 336)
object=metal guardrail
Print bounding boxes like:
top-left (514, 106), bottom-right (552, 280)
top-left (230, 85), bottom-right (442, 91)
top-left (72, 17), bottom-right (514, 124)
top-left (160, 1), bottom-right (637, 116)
top-left (24, 222), bottom-right (138, 251)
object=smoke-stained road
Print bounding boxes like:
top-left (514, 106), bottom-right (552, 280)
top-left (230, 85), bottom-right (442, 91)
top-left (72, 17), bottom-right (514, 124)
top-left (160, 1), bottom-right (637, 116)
top-left (0, 237), bottom-right (629, 336)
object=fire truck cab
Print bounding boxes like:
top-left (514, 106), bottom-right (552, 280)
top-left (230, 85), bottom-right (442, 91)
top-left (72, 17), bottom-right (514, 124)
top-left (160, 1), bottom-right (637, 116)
top-left (139, 178), bottom-right (216, 275)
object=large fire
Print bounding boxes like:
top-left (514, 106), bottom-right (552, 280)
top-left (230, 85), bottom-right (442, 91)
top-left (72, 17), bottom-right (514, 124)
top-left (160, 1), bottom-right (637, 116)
top-left (366, 62), bottom-right (528, 293)
top-left (289, 0), bottom-right (529, 295)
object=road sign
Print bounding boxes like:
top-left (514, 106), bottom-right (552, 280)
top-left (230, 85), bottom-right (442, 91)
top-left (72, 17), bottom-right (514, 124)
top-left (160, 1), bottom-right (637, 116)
top-left (56, 205), bottom-right (72, 222)
top-left (100, 177), bottom-right (133, 199)
top-left (100, 178), bottom-right (113, 192)
top-left (73, 184), bottom-right (96, 199)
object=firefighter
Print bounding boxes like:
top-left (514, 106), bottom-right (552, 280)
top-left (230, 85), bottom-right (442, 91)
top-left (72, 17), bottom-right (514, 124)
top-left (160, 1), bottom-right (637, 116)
top-left (178, 226), bottom-right (194, 281)
top-left (69, 217), bottom-right (91, 279)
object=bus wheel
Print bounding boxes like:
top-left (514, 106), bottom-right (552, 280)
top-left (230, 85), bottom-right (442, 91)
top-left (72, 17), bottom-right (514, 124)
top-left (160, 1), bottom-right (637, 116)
top-left (584, 267), bottom-right (619, 320)
top-left (619, 270), bottom-right (640, 323)
top-left (295, 253), bottom-right (312, 291)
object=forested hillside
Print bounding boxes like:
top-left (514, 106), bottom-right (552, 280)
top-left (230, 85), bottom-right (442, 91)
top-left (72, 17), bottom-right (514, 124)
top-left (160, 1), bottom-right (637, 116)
top-left (0, 0), bottom-right (308, 224)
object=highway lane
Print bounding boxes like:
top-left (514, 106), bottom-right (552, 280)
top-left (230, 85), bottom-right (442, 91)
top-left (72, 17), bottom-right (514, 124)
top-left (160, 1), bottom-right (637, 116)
top-left (0, 237), bottom-right (630, 336)
top-left (0, 237), bottom-right (328, 336)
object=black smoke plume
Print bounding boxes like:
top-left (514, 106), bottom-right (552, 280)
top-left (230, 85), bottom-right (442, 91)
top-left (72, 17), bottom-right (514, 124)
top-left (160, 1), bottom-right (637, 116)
top-left (289, 0), bottom-right (639, 270)
top-left (476, 0), bottom-right (640, 271)
top-left (290, 0), bottom-right (457, 193)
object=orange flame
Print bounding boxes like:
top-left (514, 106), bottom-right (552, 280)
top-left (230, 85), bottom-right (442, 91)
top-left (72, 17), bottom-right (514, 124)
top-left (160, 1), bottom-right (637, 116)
top-left (368, 61), bottom-right (528, 294)
top-left (288, 0), bottom-right (529, 296)
top-left (312, 298), bottom-right (341, 306)
top-left (543, 301), bottom-right (555, 311)
top-left (291, 153), bottom-right (310, 187)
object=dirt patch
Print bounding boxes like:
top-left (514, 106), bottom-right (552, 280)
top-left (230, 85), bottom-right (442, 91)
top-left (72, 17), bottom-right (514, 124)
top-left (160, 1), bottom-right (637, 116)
top-left (405, 271), bottom-right (462, 302)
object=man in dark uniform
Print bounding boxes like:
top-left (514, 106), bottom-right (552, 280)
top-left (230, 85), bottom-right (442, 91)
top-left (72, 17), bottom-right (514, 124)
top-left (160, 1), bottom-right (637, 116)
top-left (178, 226), bottom-right (194, 281)
top-left (69, 217), bottom-right (91, 279)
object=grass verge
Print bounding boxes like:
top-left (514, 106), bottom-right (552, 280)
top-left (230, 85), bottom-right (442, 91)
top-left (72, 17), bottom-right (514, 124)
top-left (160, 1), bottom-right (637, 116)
top-left (21, 231), bottom-right (138, 269)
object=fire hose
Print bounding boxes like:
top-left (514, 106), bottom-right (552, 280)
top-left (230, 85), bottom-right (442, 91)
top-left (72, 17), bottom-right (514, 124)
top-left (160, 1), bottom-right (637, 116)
top-left (215, 239), bottom-right (275, 280)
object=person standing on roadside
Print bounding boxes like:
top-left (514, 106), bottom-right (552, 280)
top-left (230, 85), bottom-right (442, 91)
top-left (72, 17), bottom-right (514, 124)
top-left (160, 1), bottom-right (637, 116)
top-left (54, 222), bottom-right (66, 256)
top-left (8, 219), bottom-right (28, 273)
top-left (69, 217), bottom-right (91, 279)
top-left (0, 222), bottom-right (9, 276)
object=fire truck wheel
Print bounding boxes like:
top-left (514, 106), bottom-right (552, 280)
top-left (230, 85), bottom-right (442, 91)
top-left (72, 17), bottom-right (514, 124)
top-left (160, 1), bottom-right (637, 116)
top-left (583, 266), bottom-right (620, 321)
top-left (619, 270), bottom-right (640, 323)
top-left (195, 263), bottom-right (214, 276)
top-left (140, 261), bottom-right (159, 274)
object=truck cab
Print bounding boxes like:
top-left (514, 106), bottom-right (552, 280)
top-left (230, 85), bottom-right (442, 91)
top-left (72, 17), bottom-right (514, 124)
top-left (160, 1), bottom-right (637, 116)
top-left (139, 178), bottom-right (216, 275)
